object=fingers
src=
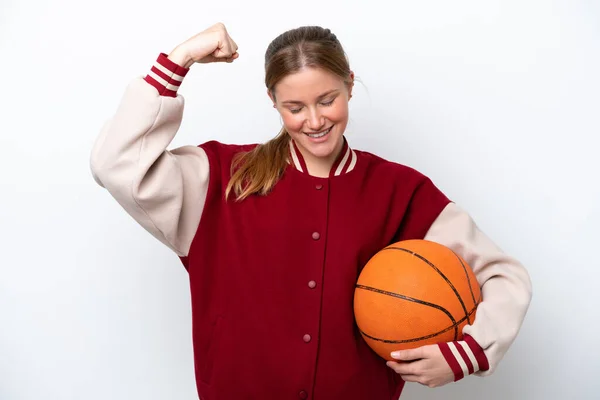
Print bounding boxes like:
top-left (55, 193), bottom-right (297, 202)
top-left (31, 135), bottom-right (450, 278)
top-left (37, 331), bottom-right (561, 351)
top-left (217, 24), bottom-right (236, 56)
top-left (224, 37), bottom-right (239, 63)
top-left (229, 37), bottom-right (239, 54)
top-left (179, 22), bottom-right (240, 65)
top-left (386, 361), bottom-right (441, 388)
top-left (205, 52), bottom-right (238, 63)
top-left (228, 52), bottom-right (239, 62)
top-left (390, 344), bottom-right (439, 361)
top-left (390, 346), bottom-right (425, 361)
top-left (211, 31), bottom-right (239, 62)
top-left (386, 360), bottom-right (422, 376)
top-left (387, 350), bottom-right (454, 389)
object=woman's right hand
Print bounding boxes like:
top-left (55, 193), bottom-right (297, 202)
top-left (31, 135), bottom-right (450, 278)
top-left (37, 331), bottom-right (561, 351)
top-left (168, 23), bottom-right (239, 68)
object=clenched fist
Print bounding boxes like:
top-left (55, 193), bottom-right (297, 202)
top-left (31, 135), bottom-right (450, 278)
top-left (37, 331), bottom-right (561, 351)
top-left (168, 23), bottom-right (239, 68)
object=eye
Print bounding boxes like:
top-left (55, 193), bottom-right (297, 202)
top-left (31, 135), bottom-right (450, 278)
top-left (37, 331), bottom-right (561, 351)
top-left (290, 107), bottom-right (303, 114)
top-left (320, 99), bottom-right (335, 106)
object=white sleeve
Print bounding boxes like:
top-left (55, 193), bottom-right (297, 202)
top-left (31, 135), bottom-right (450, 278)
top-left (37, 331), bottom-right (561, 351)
top-left (90, 77), bottom-right (209, 257)
top-left (424, 202), bottom-right (533, 375)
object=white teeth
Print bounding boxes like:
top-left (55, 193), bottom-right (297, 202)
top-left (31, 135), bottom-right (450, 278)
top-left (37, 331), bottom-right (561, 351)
top-left (306, 126), bottom-right (332, 138)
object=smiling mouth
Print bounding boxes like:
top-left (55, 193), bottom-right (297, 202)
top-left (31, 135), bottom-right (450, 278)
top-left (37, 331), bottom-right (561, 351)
top-left (304, 126), bottom-right (333, 138)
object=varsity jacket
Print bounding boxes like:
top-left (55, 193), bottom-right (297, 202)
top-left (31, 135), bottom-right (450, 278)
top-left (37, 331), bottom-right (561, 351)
top-left (89, 53), bottom-right (532, 400)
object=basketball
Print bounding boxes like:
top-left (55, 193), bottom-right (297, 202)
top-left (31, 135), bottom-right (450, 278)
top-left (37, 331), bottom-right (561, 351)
top-left (353, 239), bottom-right (481, 361)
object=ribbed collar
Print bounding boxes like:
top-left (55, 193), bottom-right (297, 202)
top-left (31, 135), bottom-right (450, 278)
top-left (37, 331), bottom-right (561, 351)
top-left (288, 137), bottom-right (358, 177)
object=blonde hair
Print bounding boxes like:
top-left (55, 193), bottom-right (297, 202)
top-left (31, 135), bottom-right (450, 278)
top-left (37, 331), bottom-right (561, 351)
top-left (225, 26), bottom-right (352, 201)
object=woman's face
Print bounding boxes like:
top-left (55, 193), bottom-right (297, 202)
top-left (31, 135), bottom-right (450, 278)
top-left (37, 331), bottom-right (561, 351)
top-left (271, 67), bottom-right (353, 165)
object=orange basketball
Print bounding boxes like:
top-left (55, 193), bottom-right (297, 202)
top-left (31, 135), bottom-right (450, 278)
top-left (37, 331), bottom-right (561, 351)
top-left (353, 239), bottom-right (481, 361)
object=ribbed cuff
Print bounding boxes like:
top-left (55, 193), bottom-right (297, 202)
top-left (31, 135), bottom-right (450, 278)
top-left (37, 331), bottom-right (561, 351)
top-left (144, 53), bottom-right (190, 97)
top-left (438, 334), bottom-right (490, 381)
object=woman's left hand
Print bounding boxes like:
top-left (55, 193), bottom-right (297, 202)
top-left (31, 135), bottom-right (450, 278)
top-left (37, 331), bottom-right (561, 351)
top-left (386, 345), bottom-right (454, 388)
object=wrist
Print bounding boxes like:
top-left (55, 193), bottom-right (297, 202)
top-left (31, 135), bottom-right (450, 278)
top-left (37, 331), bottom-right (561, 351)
top-left (144, 53), bottom-right (190, 97)
top-left (438, 335), bottom-right (489, 381)
top-left (168, 46), bottom-right (193, 69)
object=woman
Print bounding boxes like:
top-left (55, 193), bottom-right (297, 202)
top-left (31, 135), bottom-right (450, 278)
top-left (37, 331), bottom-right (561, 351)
top-left (90, 22), bottom-right (532, 400)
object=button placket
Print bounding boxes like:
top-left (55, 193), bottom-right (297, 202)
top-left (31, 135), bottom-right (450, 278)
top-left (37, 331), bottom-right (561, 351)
top-left (301, 178), bottom-right (324, 400)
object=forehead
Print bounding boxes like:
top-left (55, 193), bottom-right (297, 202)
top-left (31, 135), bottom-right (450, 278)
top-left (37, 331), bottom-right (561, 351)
top-left (274, 67), bottom-right (345, 101)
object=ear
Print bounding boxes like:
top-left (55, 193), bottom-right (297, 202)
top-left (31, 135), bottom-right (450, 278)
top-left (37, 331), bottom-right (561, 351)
top-left (267, 89), bottom-right (277, 108)
top-left (348, 71), bottom-right (355, 99)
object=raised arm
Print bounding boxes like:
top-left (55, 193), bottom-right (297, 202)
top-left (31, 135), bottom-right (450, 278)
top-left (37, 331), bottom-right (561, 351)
top-left (90, 23), bottom-right (239, 257)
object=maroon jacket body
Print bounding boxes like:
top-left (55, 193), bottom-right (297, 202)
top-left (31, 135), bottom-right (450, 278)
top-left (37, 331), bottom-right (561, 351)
top-left (180, 140), bottom-right (450, 400)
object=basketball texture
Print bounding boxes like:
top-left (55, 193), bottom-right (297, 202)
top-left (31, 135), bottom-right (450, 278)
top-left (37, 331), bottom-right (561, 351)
top-left (354, 239), bottom-right (481, 361)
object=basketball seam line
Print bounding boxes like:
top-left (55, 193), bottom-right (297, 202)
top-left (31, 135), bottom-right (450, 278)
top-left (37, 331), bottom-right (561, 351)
top-left (358, 305), bottom-right (477, 344)
top-left (452, 251), bottom-right (478, 324)
top-left (355, 284), bottom-right (457, 325)
top-left (384, 246), bottom-right (471, 340)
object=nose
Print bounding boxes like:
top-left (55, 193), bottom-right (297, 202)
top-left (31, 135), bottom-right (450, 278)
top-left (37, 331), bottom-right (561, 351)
top-left (306, 107), bottom-right (325, 131)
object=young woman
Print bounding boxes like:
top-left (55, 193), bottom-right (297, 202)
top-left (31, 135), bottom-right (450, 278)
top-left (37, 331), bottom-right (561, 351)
top-left (90, 22), bottom-right (532, 400)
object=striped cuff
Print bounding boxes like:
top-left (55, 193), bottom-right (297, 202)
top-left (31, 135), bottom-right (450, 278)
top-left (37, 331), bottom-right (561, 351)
top-left (144, 53), bottom-right (189, 97)
top-left (438, 334), bottom-right (490, 381)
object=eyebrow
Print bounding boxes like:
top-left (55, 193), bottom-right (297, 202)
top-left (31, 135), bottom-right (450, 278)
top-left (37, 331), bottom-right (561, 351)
top-left (280, 89), bottom-right (340, 105)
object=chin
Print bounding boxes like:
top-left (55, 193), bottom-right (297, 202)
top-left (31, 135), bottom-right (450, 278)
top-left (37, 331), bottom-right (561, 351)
top-left (296, 133), bottom-right (343, 160)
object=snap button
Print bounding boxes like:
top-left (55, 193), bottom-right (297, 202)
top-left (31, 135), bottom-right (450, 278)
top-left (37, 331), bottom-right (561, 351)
top-left (299, 390), bottom-right (308, 399)
top-left (315, 184), bottom-right (323, 190)
top-left (312, 232), bottom-right (320, 240)
top-left (308, 280), bottom-right (317, 289)
top-left (303, 334), bottom-right (312, 343)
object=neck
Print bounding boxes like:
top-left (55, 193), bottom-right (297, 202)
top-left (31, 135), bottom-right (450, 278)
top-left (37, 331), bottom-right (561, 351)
top-left (299, 138), bottom-right (345, 178)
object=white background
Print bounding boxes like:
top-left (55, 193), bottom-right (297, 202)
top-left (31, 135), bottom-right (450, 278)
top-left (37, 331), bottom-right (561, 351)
top-left (1, 0), bottom-right (599, 399)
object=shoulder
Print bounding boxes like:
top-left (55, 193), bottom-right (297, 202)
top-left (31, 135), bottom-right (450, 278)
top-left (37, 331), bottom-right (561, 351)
top-left (198, 140), bottom-right (258, 155)
top-left (197, 140), bottom-right (259, 167)
top-left (355, 149), bottom-right (431, 186)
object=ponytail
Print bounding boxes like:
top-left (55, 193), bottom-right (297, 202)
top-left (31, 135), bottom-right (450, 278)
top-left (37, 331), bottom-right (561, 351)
top-left (225, 128), bottom-right (291, 201)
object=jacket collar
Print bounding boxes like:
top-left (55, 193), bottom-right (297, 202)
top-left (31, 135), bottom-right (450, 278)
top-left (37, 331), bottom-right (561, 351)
top-left (288, 137), bottom-right (358, 177)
